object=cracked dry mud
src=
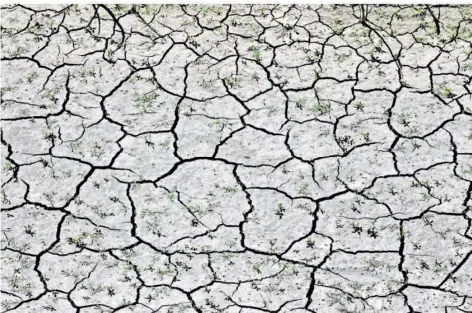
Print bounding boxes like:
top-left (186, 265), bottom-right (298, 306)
top-left (1, 4), bottom-right (472, 313)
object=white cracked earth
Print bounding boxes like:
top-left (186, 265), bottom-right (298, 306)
top-left (1, 4), bottom-right (472, 313)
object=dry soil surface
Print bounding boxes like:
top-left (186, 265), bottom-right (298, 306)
top-left (1, 4), bottom-right (472, 313)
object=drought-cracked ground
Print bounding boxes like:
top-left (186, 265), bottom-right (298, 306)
top-left (1, 4), bottom-right (472, 313)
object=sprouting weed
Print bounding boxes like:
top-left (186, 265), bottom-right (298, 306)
top-left (248, 44), bottom-right (261, 61)
top-left (24, 225), bottom-right (35, 236)
top-left (133, 91), bottom-right (159, 110)
top-left (9, 46), bottom-right (26, 57)
top-left (440, 86), bottom-right (453, 97)
top-left (421, 192), bottom-right (432, 200)
top-left (199, 78), bottom-right (214, 90)
top-left (90, 142), bottom-right (105, 158)
top-left (352, 100), bottom-right (364, 111)
top-left (26, 71), bottom-right (39, 83)
top-left (41, 87), bottom-right (61, 102)
top-left (274, 203), bottom-right (286, 219)
top-left (299, 183), bottom-right (309, 196)
top-left (222, 185), bottom-right (238, 193)
top-left (145, 138), bottom-right (155, 149)
top-left (252, 263), bottom-right (262, 274)
top-left (306, 238), bottom-right (315, 248)
top-left (159, 139), bottom-right (170, 148)
top-left (224, 76), bottom-right (241, 88)
top-left (266, 105), bottom-right (279, 116)
top-left (311, 103), bottom-right (331, 115)
top-left (295, 98), bottom-right (307, 110)
top-left (413, 7), bottom-right (426, 17)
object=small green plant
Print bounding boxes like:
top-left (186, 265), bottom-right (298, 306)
top-left (299, 183), bottom-right (309, 196)
top-left (224, 76), bottom-right (241, 88)
top-left (26, 71), bottom-right (39, 83)
top-left (295, 98), bottom-right (307, 109)
top-left (440, 86), bottom-right (453, 97)
top-left (144, 136), bottom-right (155, 149)
top-left (274, 203), bottom-right (286, 219)
top-left (352, 100), bottom-right (364, 111)
top-left (248, 44), bottom-right (261, 61)
top-left (311, 103), bottom-right (331, 115)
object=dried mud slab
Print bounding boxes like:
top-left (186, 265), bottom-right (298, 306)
top-left (1, 4), bottom-right (472, 313)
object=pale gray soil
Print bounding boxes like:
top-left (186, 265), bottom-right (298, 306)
top-left (1, 4), bottom-right (472, 313)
